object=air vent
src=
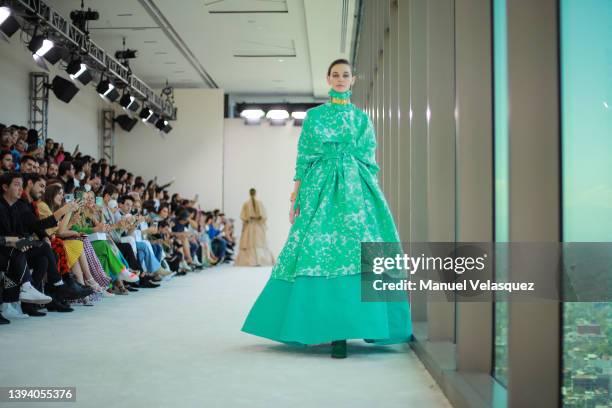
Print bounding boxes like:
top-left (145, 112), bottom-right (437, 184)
top-left (117, 13), bottom-right (133, 17)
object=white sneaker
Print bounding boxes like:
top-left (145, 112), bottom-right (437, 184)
top-left (20, 282), bottom-right (52, 305)
top-left (120, 270), bottom-right (140, 283)
top-left (2, 302), bottom-right (29, 319)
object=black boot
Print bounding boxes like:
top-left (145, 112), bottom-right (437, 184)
top-left (0, 312), bottom-right (9, 324)
top-left (46, 298), bottom-right (74, 313)
top-left (331, 340), bottom-right (347, 359)
top-left (21, 302), bottom-right (46, 317)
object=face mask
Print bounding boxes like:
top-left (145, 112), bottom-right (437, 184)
top-left (78, 172), bottom-right (85, 180)
top-left (84, 184), bottom-right (91, 192)
top-left (73, 179), bottom-right (80, 188)
top-left (108, 199), bottom-right (118, 209)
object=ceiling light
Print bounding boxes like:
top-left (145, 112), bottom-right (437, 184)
top-left (66, 60), bottom-right (92, 85)
top-left (96, 78), bottom-right (120, 102)
top-left (155, 117), bottom-right (168, 131)
top-left (291, 111), bottom-right (307, 126)
top-left (120, 93), bottom-right (139, 112)
top-left (266, 110), bottom-right (289, 120)
top-left (240, 109), bottom-right (264, 125)
top-left (115, 114), bottom-right (139, 132)
top-left (50, 76), bottom-right (79, 103)
top-left (139, 106), bottom-right (153, 122)
top-left (0, 7), bottom-right (21, 42)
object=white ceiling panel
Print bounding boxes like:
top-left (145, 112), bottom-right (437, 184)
top-left (45, 0), bottom-right (359, 99)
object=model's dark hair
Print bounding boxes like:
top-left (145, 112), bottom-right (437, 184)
top-left (327, 58), bottom-right (352, 76)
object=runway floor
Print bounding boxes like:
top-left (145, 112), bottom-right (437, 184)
top-left (0, 264), bottom-right (452, 408)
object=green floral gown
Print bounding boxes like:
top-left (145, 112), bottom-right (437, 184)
top-left (241, 89), bottom-right (412, 346)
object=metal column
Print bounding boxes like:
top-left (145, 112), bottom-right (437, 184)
top-left (101, 110), bottom-right (115, 164)
top-left (29, 72), bottom-right (49, 140)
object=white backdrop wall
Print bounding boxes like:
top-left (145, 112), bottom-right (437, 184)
top-left (0, 34), bottom-right (105, 158)
top-left (223, 118), bottom-right (301, 257)
top-left (115, 89), bottom-right (224, 211)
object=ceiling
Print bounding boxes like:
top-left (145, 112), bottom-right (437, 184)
top-left (46, 0), bottom-right (359, 100)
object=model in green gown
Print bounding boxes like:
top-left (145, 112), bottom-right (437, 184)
top-left (241, 88), bottom-right (412, 350)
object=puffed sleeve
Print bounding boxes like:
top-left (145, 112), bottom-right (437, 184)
top-left (292, 113), bottom-right (320, 182)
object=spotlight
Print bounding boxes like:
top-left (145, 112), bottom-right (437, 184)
top-left (0, 7), bottom-right (21, 42)
top-left (70, 8), bottom-right (99, 33)
top-left (28, 35), bottom-right (62, 68)
top-left (50, 76), bottom-right (79, 103)
top-left (240, 109), bottom-right (264, 125)
top-left (147, 112), bottom-right (159, 125)
top-left (266, 109), bottom-right (289, 126)
top-left (155, 118), bottom-right (173, 133)
top-left (115, 49), bottom-right (138, 60)
top-left (291, 111), bottom-right (307, 126)
top-left (139, 107), bottom-right (153, 122)
top-left (119, 93), bottom-right (139, 112)
top-left (96, 78), bottom-right (120, 102)
top-left (115, 114), bottom-right (138, 132)
top-left (66, 60), bottom-right (92, 85)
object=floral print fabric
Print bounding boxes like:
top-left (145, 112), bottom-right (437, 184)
top-left (271, 101), bottom-right (401, 282)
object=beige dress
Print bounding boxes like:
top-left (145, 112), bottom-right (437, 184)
top-left (235, 198), bottom-right (275, 266)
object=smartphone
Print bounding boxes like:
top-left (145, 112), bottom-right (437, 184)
top-left (65, 194), bottom-right (74, 203)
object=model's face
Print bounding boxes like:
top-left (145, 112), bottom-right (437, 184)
top-left (327, 64), bottom-right (355, 93)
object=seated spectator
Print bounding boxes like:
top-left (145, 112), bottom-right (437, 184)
top-left (1, 150), bottom-right (14, 173)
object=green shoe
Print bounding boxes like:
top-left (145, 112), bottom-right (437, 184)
top-left (331, 340), bottom-right (347, 359)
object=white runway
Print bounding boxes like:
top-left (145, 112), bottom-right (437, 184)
top-left (0, 265), bottom-right (451, 408)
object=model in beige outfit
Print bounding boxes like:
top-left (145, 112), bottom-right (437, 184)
top-left (235, 188), bottom-right (275, 266)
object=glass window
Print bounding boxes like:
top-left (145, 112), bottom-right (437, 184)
top-left (560, 0), bottom-right (612, 406)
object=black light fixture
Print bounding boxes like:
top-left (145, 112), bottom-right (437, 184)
top-left (119, 92), bottom-right (139, 112)
top-left (162, 122), bottom-right (172, 134)
top-left (115, 114), bottom-right (138, 132)
top-left (147, 112), bottom-right (159, 125)
top-left (96, 77), bottom-right (119, 102)
top-left (27, 33), bottom-right (63, 70)
top-left (155, 117), bottom-right (168, 131)
top-left (0, 6), bottom-right (20, 42)
top-left (139, 106), bottom-right (153, 122)
top-left (66, 59), bottom-right (92, 85)
top-left (50, 76), bottom-right (79, 103)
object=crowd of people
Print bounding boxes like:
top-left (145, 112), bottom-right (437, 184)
top-left (0, 123), bottom-right (236, 324)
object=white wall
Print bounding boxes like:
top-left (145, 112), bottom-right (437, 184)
top-left (223, 118), bottom-right (301, 256)
top-left (0, 34), bottom-right (105, 158)
top-left (115, 89), bottom-right (224, 211)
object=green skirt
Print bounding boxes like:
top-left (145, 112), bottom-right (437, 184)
top-left (241, 273), bottom-right (412, 346)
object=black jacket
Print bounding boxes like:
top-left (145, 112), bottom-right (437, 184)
top-left (0, 196), bottom-right (57, 239)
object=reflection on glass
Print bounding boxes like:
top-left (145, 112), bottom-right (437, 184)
top-left (493, 0), bottom-right (509, 387)
top-left (561, 0), bottom-right (612, 406)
